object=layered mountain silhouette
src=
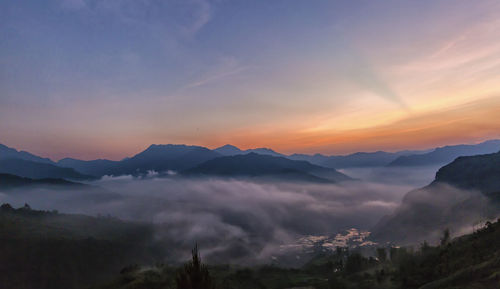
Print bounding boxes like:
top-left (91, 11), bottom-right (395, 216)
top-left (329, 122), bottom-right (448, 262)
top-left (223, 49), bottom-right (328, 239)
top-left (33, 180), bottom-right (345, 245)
top-left (372, 150), bottom-right (500, 245)
top-left (57, 158), bottom-right (120, 177)
top-left (0, 173), bottom-right (85, 189)
top-left (2, 140), bottom-right (499, 183)
top-left (387, 139), bottom-right (500, 167)
top-left (289, 150), bottom-right (428, 168)
top-left (214, 144), bottom-right (283, 157)
top-left (56, 144), bottom-right (221, 177)
top-left (106, 144), bottom-right (221, 176)
top-left (185, 152), bottom-right (352, 183)
top-left (0, 144), bottom-right (54, 164)
top-left (0, 159), bottom-right (93, 180)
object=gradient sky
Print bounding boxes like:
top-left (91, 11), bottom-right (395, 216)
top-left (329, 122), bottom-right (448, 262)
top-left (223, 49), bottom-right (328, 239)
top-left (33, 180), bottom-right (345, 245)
top-left (1, 0), bottom-right (500, 160)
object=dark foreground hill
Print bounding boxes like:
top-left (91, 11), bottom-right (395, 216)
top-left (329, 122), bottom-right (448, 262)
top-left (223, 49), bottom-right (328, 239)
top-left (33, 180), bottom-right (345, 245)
top-left (0, 204), bottom-right (164, 289)
top-left (371, 151), bottom-right (500, 245)
top-left (184, 152), bottom-right (352, 183)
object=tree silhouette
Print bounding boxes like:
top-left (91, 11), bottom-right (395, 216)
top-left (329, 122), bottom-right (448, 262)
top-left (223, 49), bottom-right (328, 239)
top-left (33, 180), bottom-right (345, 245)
top-left (176, 244), bottom-right (215, 289)
top-left (440, 228), bottom-right (450, 246)
top-left (376, 248), bottom-right (387, 262)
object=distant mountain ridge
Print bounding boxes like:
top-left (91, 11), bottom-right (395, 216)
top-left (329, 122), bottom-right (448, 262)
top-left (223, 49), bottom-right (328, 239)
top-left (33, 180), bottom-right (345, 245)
top-left (387, 139), bottom-right (500, 167)
top-left (0, 144), bottom-right (54, 164)
top-left (290, 150), bottom-right (425, 168)
top-left (2, 139), bottom-right (500, 181)
top-left (107, 144), bottom-right (221, 176)
top-left (58, 144), bottom-right (222, 177)
top-left (214, 144), bottom-right (283, 157)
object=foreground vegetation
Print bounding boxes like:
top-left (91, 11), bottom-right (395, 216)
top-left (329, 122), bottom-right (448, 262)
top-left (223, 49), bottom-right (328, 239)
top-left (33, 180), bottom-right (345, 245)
top-left (0, 204), bottom-right (165, 289)
top-left (95, 220), bottom-right (500, 289)
top-left (2, 204), bottom-right (500, 289)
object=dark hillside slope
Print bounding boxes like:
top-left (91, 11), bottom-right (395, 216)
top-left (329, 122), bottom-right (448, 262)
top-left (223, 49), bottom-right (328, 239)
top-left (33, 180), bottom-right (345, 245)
top-left (185, 153), bottom-right (352, 183)
top-left (0, 173), bottom-right (85, 189)
top-left (433, 151), bottom-right (500, 198)
top-left (0, 204), bottom-right (163, 289)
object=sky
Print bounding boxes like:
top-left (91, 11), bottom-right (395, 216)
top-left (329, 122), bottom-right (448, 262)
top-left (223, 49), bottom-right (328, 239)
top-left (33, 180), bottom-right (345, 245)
top-left (1, 0), bottom-right (500, 160)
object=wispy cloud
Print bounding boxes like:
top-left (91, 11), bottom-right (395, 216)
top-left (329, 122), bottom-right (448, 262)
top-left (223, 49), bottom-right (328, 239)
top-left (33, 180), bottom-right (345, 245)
top-left (58, 0), bottom-right (214, 37)
top-left (0, 177), bottom-right (410, 264)
top-left (182, 57), bottom-right (254, 89)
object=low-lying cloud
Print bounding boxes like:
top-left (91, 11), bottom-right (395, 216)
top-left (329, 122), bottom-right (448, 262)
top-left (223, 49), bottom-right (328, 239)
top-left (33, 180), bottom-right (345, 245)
top-left (0, 173), bottom-right (434, 264)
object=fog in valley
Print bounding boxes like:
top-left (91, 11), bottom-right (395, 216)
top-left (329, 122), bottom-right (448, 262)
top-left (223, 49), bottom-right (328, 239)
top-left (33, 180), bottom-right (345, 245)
top-left (0, 166), bottom-right (451, 264)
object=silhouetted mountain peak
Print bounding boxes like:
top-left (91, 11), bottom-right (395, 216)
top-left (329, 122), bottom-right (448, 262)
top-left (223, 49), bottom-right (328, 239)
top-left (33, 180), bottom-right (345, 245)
top-left (217, 144), bottom-right (240, 150)
top-left (135, 144), bottom-right (214, 159)
top-left (214, 144), bottom-right (243, 155)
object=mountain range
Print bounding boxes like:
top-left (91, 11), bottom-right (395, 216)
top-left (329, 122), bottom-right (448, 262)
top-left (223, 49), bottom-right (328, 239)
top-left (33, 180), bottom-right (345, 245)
top-left (289, 150), bottom-right (427, 168)
top-left (1, 139), bottom-right (499, 183)
top-left (214, 144), bottom-right (283, 157)
top-left (387, 139), bottom-right (500, 167)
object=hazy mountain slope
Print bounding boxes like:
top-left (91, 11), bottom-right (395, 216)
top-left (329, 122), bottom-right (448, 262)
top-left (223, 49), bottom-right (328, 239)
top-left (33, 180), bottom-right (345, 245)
top-left (371, 151), bottom-right (500, 245)
top-left (0, 143), bottom-right (54, 164)
top-left (57, 158), bottom-right (120, 177)
top-left (322, 151), bottom-right (404, 168)
top-left (185, 152), bottom-right (352, 183)
top-left (214, 144), bottom-right (284, 157)
top-left (0, 159), bottom-right (94, 180)
top-left (0, 173), bottom-right (85, 189)
top-left (388, 139), bottom-right (500, 167)
top-left (246, 148), bottom-right (283, 157)
top-left (287, 153), bottom-right (329, 166)
top-left (288, 150), bottom-right (428, 168)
